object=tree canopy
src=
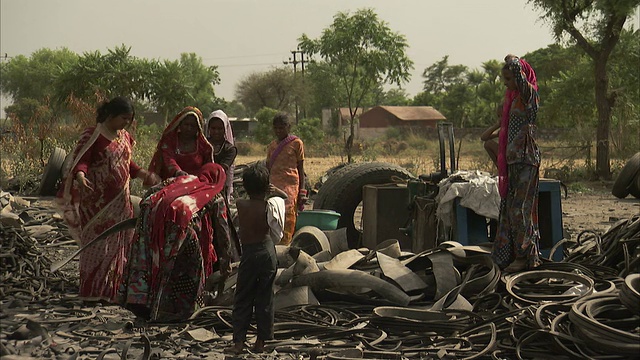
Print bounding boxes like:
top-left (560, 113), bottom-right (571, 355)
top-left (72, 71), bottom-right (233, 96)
top-left (234, 67), bottom-right (303, 117)
top-left (528, 0), bottom-right (639, 178)
top-left (0, 45), bottom-right (222, 125)
top-left (298, 8), bottom-right (414, 162)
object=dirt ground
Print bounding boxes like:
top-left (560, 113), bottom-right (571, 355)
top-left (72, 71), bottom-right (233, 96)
top-left (1, 163), bottom-right (638, 359)
top-left (556, 181), bottom-right (639, 235)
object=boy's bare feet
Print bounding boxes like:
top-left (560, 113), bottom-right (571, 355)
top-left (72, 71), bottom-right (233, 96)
top-left (252, 339), bottom-right (265, 353)
top-left (226, 342), bottom-right (244, 355)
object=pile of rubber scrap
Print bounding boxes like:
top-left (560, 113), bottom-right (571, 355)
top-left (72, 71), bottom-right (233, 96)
top-left (203, 219), bottom-right (639, 358)
top-left (0, 191), bottom-right (78, 301)
top-left (1, 182), bottom-right (638, 359)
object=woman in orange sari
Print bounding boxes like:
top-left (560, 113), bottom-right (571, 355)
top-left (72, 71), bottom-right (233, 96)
top-left (148, 107), bottom-right (213, 179)
top-left (57, 97), bottom-right (161, 302)
top-left (266, 113), bottom-right (306, 245)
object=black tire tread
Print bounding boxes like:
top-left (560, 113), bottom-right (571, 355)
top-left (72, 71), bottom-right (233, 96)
top-left (38, 147), bottom-right (67, 196)
top-left (313, 162), bottom-right (414, 248)
top-left (628, 171), bottom-right (640, 199)
top-left (313, 163), bottom-right (362, 208)
top-left (612, 152), bottom-right (640, 199)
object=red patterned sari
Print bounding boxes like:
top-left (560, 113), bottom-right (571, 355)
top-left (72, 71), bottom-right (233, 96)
top-left (57, 124), bottom-right (139, 301)
top-left (119, 163), bottom-right (227, 321)
top-left (148, 107), bottom-right (213, 180)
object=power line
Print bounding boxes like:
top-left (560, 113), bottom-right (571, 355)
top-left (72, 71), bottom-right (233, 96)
top-left (202, 52), bottom-right (284, 61)
top-left (283, 49), bottom-right (311, 123)
top-left (216, 62), bottom-right (282, 68)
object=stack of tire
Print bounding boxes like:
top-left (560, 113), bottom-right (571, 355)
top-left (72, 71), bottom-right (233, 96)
top-left (612, 152), bottom-right (640, 199)
top-left (312, 162), bottom-right (414, 249)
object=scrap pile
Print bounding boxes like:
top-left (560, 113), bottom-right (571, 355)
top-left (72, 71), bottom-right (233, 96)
top-left (1, 188), bottom-right (639, 359)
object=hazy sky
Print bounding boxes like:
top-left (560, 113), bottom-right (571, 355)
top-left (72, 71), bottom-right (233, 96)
top-left (0, 0), bottom-right (592, 105)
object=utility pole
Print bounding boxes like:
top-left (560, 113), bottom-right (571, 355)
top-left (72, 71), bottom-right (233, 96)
top-left (283, 48), bottom-right (309, 123)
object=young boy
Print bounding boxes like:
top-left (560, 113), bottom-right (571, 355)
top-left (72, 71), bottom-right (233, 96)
top-left (230, 162), bottom-right (286, 354)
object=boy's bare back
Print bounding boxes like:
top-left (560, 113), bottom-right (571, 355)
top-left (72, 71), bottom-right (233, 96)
top-left (236, 199), bottom-right (270, 245)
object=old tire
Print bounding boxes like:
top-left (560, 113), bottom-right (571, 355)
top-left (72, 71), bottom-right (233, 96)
top-left (291, 226), bottom-right (331, 256)
top-left (313, 162), bottom-right (414, 248)
top-left (38, 147), bottom-right (67, 196)
top-left (612, 152), bottom-right (640, 199)
top-left (629, 172), bottom-right (640, 199)
top-left (313, 162), bottom-right (362, 209)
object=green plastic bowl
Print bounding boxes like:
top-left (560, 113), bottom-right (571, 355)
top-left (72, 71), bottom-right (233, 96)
top-left (296, 210), bottom-right (341, 231)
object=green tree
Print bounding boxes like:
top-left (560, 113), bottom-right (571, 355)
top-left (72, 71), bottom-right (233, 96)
top-left (224, 100), bottom-right (249, 118)
top-left (292, 117), bottom-right (325, 148)
top-left (422, 56), bottom-right (467, 95)
top-left (476, 59), bottom-right (507, 126)
top-left (0, 48), bottom-right (78, 102)
top-left (528, 0), bottom-right (639, 179)
top-left (0, 48), bottom-right (78, 120)
top-left (418, 56), bottom-right (471, 127)
top-left (608, 29), bottom-right (640, 155)
top-left (234, 67), bottom-right (301, 117)
top-left (253, 107), bottom-right (280, 145)
top-left (147, 53), bottom-right (221, 123)
top-left (298, 8), bottom-right (413, 162)
top-left (53, 45), bottom-right (151, 106)
top-left (377, 88), bottom-right (410, 106)
top-left (304, 61), bottom-right (342, 118)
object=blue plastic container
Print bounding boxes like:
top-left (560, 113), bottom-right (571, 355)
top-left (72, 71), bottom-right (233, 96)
top-left (296, 210), bottom-right (341, 231)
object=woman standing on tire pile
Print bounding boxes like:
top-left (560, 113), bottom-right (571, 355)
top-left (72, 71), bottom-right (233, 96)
top-left (57, 97), bottom-right (162, 302)
top-left (492, 55), bottom-right (541, 273)
top-left (266, 113), bottom-right (306, 245)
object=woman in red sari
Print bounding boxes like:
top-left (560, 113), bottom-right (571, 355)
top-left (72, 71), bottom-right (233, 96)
top-left (57, 97), bottom-right (161, 302)
top-left (150, 106), bottom-right (235, 272)
top-left (119, 163), bottom-right (230, 321)
top-left (148, 106), bottom-right (213, 179)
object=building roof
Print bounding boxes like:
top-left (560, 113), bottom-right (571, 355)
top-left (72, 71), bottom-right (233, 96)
top-left (339, 107), bottom-right (365, 121)
top-left (375, 106), bottom-right (446, 121)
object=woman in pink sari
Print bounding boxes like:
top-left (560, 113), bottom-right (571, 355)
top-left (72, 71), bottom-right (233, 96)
top-left (266, 113), bottom-right (306, 245)
top-left (148, 106), bottom-right (214, 179)
top-left (57, 97), bottom-right (161, 302)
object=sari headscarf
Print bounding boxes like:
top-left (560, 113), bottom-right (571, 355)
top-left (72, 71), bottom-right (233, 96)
top-left (207, 110), bottom-right (235, 198)
top-left (498, 59), bottom-right (538, 198)
top-left (207, 110), bottom-right (234, 146)
top-left (148, 106), bottom-right (214, 179)
top-left (146, 162), bottom-right (227, 291)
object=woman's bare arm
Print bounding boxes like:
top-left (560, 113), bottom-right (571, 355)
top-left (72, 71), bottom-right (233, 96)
top-left (480, 123), bottom-right (500, 141)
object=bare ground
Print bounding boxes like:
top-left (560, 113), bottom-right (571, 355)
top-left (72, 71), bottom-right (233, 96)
top-left (1, 164), bottom-right (638, 359)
